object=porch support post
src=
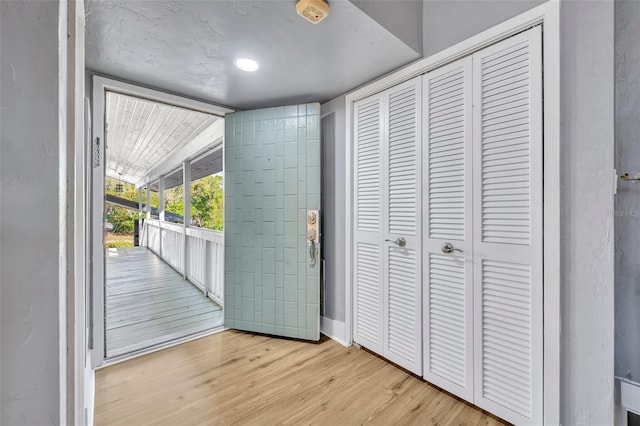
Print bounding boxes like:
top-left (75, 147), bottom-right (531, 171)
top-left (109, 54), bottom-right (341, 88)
top-left (158, 176), bottom-right (165, 258)
top-left (183, 160), bottom-right (191, 281)
top-left (137, 187), bottom-right (143, 247)
top-left (158, 176), bottom-right (166, 222)
top-left (145, 184), bottom-right (151, 247)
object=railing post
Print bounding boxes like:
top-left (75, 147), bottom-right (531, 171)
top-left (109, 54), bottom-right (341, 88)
top-left (183, 160), bottom-right (191, 280)
top-left (158, 176), bottom-right (165, 258)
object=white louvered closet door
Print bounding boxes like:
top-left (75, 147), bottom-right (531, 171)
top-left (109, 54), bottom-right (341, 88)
top-left (383, 77), bottom-right (422, 375)
top-left (471, 27), bottom-right (543, 425)
top-left (422, 57), bottom-right (474, 400)
top-left (353, 93), bottom-right (385, 355)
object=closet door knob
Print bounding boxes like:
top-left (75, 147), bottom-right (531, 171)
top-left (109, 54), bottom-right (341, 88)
top-left (385, 237), bottom-right (406, 247)
top-left (441, 242), bottom-right (462, 254)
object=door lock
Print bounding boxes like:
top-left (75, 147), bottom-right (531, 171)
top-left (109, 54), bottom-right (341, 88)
top-left (307, 210), bottom-right (320, 267)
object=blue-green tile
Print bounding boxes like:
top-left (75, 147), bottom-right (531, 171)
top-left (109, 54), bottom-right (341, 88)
top-left (284, 248), bottom-right (297, 274)
top-left (284, 105), bottom-right (298, 117)
top-left (284, 302), bottom-right (298, 327)
top-left (284, 195), bottom-right (297, 221)
top-left (284, 275), bottom-right (297, 302)
top-left (263, 170), bottom-right (276, 194)
top-left (284, 222), bottom-right (297, 248)
top-left (263, 300), bottom-right (276, 324)
top-left (262, 222), bottom-right (275, 246)
top-left (263, 248), bottom-right (275, 273)
top-left (263, 273), bottom-right (276, 300)
top-left (307, 103), bottom-right (319, 115)
top-left (276, 236), bottom-right (284, 260)
top-left (284, 142), bottom-right (298, 168)
top-left (284, 169), bottom-right (298, 195)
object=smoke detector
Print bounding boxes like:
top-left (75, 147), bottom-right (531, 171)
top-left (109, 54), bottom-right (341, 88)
top-left (296, 0), bottom-right (329, 24)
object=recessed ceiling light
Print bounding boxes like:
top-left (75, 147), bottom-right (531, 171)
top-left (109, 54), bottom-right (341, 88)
top-left (234, 58), bottom-right (259, 72)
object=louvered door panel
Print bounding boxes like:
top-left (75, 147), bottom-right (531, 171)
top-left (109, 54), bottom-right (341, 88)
top-left (383, 77), bottom-right (422, 374)
top-left (353, 94), bottom-right (384, 353)
top-left (428, 253), bottom-right (467, 386)
top-left (356, 98), bottom-right (383, 233)
top-left (422, 57), bottom-right (474, 400)
top-left (388, 85), bottom-right (418, 236)
top-left (383, 78), bottom-right (422, 375)
top-left (387, 247), bottom-right (418, 363)
top-left (481, 259), bottom-right (533, 418)
top-left (355, 242), bottom-right (383, 352)
top-left (472, 27), bottom-right (543, 426)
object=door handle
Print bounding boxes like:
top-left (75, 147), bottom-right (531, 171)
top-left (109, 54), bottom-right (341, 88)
top-left (441, 242), bottom-right (462, 254)
top-left (385, 237), bottom-right (406, 247)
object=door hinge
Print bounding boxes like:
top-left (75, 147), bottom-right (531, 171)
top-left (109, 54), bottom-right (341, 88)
top-left (93, 137), bottom-right (101, 168)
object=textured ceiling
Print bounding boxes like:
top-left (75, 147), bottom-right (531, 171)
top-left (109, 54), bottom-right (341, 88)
top-left (105, 90), bottom-right (219, 184)
top-left (86, 0), bottom-right (421, 109)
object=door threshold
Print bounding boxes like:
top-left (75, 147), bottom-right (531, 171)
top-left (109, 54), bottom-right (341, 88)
top-left (97, 326), bottom-right (226, 369)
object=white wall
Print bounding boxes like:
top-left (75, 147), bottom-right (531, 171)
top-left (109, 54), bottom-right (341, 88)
top-left (560, 2), bottom-right (615, 424)
top-left (1, 0), bottom-right (67, 424)
top-left (615, 0), bottom-right (640, 389)
top-left (422, 0), bottom-right (546, 57)
top-left (350, 0), bottom-right (423, 54)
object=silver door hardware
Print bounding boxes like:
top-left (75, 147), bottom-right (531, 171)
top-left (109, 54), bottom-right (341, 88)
top-left (93, 137), bottom-right (101, 168)
top-left (441, 242), bottom-right (462, 254)
top-left (385, 237), bottom-right (407, 247)
top-left (307, 209), bottom-right (320, 267)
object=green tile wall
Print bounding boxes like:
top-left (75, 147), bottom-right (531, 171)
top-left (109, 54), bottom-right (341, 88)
top-left (224, 104), bottom-right (320, 340)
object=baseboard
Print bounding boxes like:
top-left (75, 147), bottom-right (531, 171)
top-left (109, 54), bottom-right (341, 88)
top-left (86, 365), bottom-right (95, 426)
top-left (320, 316), bottom-right (348, 347)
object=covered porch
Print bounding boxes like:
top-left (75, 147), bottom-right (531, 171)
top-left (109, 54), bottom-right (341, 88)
top-left (100, 86), bottom-right (229, 360)
top-left (105, 247), bottom-right (223, 358)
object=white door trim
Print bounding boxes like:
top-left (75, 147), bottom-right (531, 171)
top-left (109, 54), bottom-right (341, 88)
top-left (90, 76), bottom-right (233, 368)
top-left (344, 2), bottom-right (560, 424)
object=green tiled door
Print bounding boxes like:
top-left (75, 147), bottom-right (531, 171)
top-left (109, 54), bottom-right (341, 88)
top-left (224, 104), bottom-right (321, 340)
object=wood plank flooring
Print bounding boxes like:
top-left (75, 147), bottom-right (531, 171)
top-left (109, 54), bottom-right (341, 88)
top-left (95, 330), bottom-right (507, 426)
top-left (105, 247), bottom-right (223, 358)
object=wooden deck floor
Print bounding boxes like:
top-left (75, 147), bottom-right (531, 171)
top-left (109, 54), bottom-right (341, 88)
top-left (95, 330), bottom-right (507, 426)
top-left (105, 247), bottom-right (223, 358)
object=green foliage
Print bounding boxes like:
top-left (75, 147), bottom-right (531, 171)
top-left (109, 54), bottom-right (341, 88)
top-left (104, 175), bottom-right (223, 234)
top-left (190, 174), bottom-right (224, 231)
top-left (105, 178), bottom-right (139, 235)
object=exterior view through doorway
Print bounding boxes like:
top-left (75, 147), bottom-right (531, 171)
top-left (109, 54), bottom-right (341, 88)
top-left (91, 76), bottom-right (231, 364)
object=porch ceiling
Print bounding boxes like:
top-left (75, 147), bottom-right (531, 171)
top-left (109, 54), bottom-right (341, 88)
top-left (105, 91), bottom-right (220, 184)
top-left (149, 148), bottom-right (223, 191)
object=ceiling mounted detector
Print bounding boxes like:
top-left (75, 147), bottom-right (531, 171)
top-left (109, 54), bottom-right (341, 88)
top-left (296, 0), bottom-right (329, 24)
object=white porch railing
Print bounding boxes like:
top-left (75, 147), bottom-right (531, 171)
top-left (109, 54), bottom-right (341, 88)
top-left (142, 218), bottom-right (224, 306)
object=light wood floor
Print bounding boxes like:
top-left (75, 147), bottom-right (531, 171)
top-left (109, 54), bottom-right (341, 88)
top-left (95, 330), bottom-right (507, 425)
top-left (105, 247), bottom-right (223, 358)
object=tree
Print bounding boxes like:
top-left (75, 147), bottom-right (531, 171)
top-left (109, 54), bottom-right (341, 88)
top-left (104, 174), bottom-right (224, 234)
top-left (191, 174), bottom-right (224, 231)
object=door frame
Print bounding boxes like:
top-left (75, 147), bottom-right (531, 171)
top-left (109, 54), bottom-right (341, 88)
top-left (90, 75), bottom-right (232, 368)
top-left (343, 2), bottom-right (560, 424)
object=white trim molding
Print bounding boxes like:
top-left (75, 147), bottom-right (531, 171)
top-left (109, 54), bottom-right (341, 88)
top-left (320, 316), bottom-right (348, 347)
top-left (344, 2), bottom-right (560, 424)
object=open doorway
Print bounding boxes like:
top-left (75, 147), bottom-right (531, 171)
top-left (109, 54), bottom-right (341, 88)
top-left (91, 77), bottom-right (232, 364)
